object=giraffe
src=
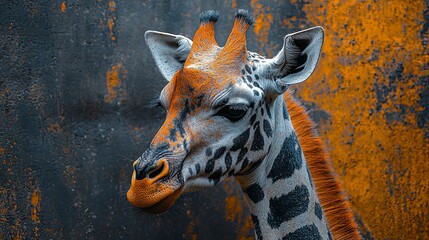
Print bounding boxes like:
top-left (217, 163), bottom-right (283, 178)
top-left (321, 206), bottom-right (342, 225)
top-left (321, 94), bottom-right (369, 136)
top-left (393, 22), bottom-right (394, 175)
top-left (127, 9), bottom-right (362, 240)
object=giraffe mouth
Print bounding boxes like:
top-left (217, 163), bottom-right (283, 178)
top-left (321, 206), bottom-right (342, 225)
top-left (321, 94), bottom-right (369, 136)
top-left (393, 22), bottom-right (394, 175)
top-left (141, 186), bottom-right (184, 214)
top-left (127, 184), bottom-right (184, 214)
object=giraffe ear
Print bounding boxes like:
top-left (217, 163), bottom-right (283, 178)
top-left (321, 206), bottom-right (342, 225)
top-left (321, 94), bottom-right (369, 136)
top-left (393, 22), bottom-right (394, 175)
top-left (145, 30), bottom-right (193, 81)
top-left (265, 26), bottom-right (324, 90)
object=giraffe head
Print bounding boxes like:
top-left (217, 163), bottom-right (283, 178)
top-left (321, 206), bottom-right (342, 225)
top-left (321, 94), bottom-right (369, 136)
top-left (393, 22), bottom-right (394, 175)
top-left (127, 10), bottom-right (324, 213)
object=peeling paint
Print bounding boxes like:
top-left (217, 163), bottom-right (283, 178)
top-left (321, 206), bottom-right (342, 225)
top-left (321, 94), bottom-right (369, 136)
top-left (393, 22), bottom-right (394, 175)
top-left (104, 63), bottom-right (127, 104)
top-left (185, 209), bottom-right (198, 240)
top-left (231, 0), bottom-right (237, 9)
top-left (46, 123), bottom-right (61, 133)
top-left (223, 178), bottom-right (254, 240)
top-left (107, 0), bottom-right (117, 41)
top-left (31, 189), bottom-right (41, 224)
top-left (250, 0), bottom-right (273, 55)
top-left (299, 1), bottom-right (429, 238)
top-left (60, 2), bottom-right (66, 13)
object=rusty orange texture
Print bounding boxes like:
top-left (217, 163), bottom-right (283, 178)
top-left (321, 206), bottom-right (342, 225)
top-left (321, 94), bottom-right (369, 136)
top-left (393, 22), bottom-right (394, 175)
top-left (300, 1), bottom-right (429, 239)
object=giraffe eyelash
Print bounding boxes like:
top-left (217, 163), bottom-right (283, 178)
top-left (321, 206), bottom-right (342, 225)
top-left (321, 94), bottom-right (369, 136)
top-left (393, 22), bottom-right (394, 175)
top-left (226, 103), bottom-right (249, 111)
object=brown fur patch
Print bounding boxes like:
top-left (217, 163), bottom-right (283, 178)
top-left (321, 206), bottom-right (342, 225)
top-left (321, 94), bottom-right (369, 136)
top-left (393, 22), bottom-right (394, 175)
top-left (284, 91), bottom-right (362, 240)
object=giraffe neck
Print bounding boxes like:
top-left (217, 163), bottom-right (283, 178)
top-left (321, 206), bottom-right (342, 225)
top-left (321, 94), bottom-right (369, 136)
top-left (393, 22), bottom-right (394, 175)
top-left (236, 96), bottom-right (332, 240)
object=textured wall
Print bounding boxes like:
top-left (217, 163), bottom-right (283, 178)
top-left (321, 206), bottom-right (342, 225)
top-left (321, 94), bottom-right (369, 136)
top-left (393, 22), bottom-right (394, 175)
top-left (298, 1), bottom-right (429, 239)
top-left (1, 0), bottom-right (428, 239)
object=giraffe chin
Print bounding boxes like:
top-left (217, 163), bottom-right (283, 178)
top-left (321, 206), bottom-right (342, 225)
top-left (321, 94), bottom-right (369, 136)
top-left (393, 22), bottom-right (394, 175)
top-left (142, 187), bottom-right (183, 214)
top-left (128, 186), bottom-right (184, 214)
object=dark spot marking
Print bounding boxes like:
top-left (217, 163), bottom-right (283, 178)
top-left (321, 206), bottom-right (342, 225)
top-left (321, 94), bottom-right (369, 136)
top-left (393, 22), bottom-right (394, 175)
top-left (250, 114), bottom-right (257, 125)
top-left (231, 128), bottom-right (250, 151)
top-left (246, 75), bottom-right (253, 83)
top-left (249, 101), bottom-right (255, 109)
top-left (252, 66), bottom-right (256, 71)
top-left (205, 147), bottom-right (212, 157)
top-left (263, 119), bottom-right (273, 138)
top-left (282, 224), bottom-right (322, 240)
top-left (253, 121), bottom-right (259, 130)
top-left (188, 167), bottom-right (193, 176)
top-left (245, 183), bottom-right (264, 204)
top-left (208, 168), bottom-right (222, 185)
top-left (237, 147), bottom-right (248, 163)
top-left (251, 125), bottom-right (264, 151)
top-left (247, 83), bottom-right (253, 89)
top-left (254, 77), bottom-right (260, 83)
top-left (169, 128), bottom-right (177, 141)
top-left (265, 102), bottom-right (272, 119)
top-left (251, 214), bottom-right (263, 240)
top-left (240, 157), bottom-right (249, 171)
top-left (195, 164), bottom-right (201, 174)
top-left (268, 185), bottom-right (310, 229)
top-left (188, 86), bottom-right (195, 93)
top-left (172, 98), bottom-right (192, 138)
top-left (267, 132), bottom-right (303, 183)
top-left (241, 69), bottom-right (246, 75)
top-left (196, 94), bottom-right (204, 107)
top-left (315, 202), bottom-right (323, 220)
top-left (283, 104), bottom-right (290, 120)
top-left (213, 146), bottom-right (226, 159)
top-left (261, 107), bottom-right (264, 116)
top-left (253, 90), bottom-right (259, 96)
top-left (205, 159), bottom-right (215, 174)
top-left (180, 98), bottom-right (191, 119)
top-left (245, 64), bottom-right (252, 74)
top-left (224, 152), bottom-right (232, 171)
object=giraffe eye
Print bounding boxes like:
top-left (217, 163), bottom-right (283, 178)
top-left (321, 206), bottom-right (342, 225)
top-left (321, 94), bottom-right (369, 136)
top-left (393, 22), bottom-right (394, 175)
top-left (216, 105), bottom-right (247, 122)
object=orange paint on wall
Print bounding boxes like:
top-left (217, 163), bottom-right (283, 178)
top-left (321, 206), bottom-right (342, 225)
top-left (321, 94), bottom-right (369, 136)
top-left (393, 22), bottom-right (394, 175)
top-left (107, 0), bottom-right (117, 41)
top-left (250, 0), bottom-right (273, 54)
top-left (185, 209), bottom-right (198, 240)
top-left (31, 189), bottom-right (41, 224)
top-left (105, 63), bottom-right (127, 104)
top-left (223, 178), bottom-right (254, 240)
top-left (46, 123), bottom-right (61, 133)
top-left (60, 2), bottom-right (66, 13)
top-left (231, 0), bottom-right (237, 9)
top-left (298, 1), bottom-right (429, 239)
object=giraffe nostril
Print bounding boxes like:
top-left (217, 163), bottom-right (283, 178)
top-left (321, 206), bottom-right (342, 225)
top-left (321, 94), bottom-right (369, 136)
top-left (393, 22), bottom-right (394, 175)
top-left (134, 164), bottom-right (145, 180)
top-left (148, 161), bottom-right (166, 180)
top-left (134, 159), bottom-right (168, 181)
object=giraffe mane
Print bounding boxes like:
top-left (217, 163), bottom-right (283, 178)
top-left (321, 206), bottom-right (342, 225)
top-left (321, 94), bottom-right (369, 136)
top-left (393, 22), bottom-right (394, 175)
top-left (284, 90), bottom-right (361, 240)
